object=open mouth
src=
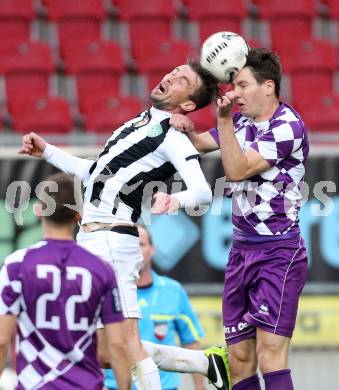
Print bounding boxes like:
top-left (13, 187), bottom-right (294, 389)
top-left (157, 82), bottom-right (166, 94)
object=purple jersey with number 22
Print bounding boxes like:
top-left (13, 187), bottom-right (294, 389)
top-left (0, 239), bottom-right (124, 390)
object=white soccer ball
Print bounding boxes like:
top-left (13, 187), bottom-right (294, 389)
top-left (200, 31), bottom-right (249, 82)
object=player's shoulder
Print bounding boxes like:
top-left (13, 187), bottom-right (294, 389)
top-left (155, 273), bottom-right (183, 291)
top-left (72, 244), bottom-right (116, 282)
top-left (4, 241), bottom-right (47, 266)
top-left (73, 244), bottom-right (110, 268)
top-left (274, 103), bottom-right (306, 127)
top-left (167, 126), bottom-right (192, 142)
top-left (270, 102), bottom-right (308, 137)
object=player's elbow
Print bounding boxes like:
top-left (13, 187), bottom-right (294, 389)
top-left (226, 173), bottom-right (246, 182)
top-left (106, 339), bottom-right (130, 366)
top-left (97, 345), bottom-right (111, 368)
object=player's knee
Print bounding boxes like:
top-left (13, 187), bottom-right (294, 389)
top-left (229, 343), bottom-right (257, 380)
top-left (257, 341), bottom-right (287, 373)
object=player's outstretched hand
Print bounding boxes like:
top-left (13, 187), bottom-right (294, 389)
top-left (151, 192), bottom-right (180, 215)
top-left (18, 132), bottom-right (47, 158)
top-left (170, 114), bottom-right (194, 135)
top-left (217, 91), bottom-right (238, 119)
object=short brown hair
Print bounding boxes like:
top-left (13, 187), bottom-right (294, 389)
top-left (187, 58), bottom-right (221, 110)
top-left (38, 173), bottom-right (81, 224)
top-left (245, 48), bottom-right (282, 98)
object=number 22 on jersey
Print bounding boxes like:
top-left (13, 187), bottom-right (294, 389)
top-left (35, 264), bottom-right (92, 331)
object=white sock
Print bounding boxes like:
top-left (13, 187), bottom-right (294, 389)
top-left (142, 340), bottom-right (209, 375)
top-left (132, 357), bottom-right (162, 390)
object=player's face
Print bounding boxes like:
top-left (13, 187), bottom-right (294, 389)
top-left (138, 226), bottom-right (155, 271)
top-left (233, 67), bottom-right (275, 121)
top-left (150, 65), bottom-right (202, 113)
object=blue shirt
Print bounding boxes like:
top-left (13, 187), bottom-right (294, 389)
top-left (104, 271), bottom-right (204, 389)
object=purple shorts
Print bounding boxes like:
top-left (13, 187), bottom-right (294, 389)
top-left (223, 236), bottom-right (308, 345)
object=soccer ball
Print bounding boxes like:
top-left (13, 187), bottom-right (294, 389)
top-left (200, 31), bottom-right (249, 83)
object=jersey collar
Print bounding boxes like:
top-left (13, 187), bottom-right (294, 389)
top-left (150, 106), bottom-right (172, 122)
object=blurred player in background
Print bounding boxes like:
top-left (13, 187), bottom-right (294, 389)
top-left (105, 224), bottom-right (205, 390)
top-left (174, 48), bottom-right (309, 390)
top-left (18, 60), bottom-right (231, 389)
top-left (0, 173), bottom-right (130, 389)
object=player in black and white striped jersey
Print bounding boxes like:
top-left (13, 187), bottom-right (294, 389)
top-left (18, 60), bottom-right (230, 390)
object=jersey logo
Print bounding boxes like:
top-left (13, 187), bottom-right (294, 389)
top-left (147, 124), bottom-right (163, 137)
top-left (134, 116), bottom-right (150, 128)
top-left (154, 322), bottom-right (168, 340)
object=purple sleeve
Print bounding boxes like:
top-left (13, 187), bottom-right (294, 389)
top-left (208, 112), bottom-right (241, 147)
top-left (0, 261), bottom-right (22, 315)
top-left (100, 265), bottom-right (124, 324)
top-left (209, 128), bottom-right (220, 146)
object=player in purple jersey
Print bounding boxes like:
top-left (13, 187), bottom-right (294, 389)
top-left (173, 48), bottom-right (309, 390)
top-left (0, 173), bottom-right (131, 389)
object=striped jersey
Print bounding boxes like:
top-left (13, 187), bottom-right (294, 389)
top-left (44, 107), bottom-right (210, 225)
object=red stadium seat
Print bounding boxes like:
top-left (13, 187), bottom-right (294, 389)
top-left (135, 40), bottom-right (193, 75)
top-left (46, 0), bottom-right (106, 20)
top-left (254, 0), bottom-right (318, 19)
top-left (0, 0), bottom-right (35, 45)
top-left (128, 20), bottom-right (174, 60)
top-left (187, 105), bottom-right (216, 133)
top-left (135, 40), bottom-right (194, 93)
top-left (76, 74), bottom-right (122, 112)
top-left (324, 0), bottom-right (339, 18)
top-left (115, 0), bottom-right (176, 20)
top-left (64, 40), bottom-right (124, 74)
top-left (45, 0), bottom-right (106, 58)
top-left (11, 97), bottom-right (73, 134)
top-left (64, 40), bottom-right (125, 109)
top-left (255, 0), bottom-right (317, 45)
top-left (274, 39), bottom-right (337, 73)
top-left (1, 41), bottom-right (54, 105)
top-left (183, 0), bottom-right (247, 44)
top-left (183, 0), bottom-right (247, 20)
top-left (114, 0), bottom-right (176, 60)
top-left (58, 20), bottom-right (103, 58)
top-left (295, 95), bottom-right (339, 132)
top-left (85, 95), bottom-right (143, 133)
top-left (290, 73), bottom-right (334, 106)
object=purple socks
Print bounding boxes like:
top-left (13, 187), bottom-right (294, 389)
top-left (233, 374), bottom-right (261, 390)
top-left (263, 369), bottom-right (293, 390)
top-left (232, 369), bottom-right (293, 390)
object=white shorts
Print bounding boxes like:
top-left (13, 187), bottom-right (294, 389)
top-left (77, 226), bottom-right (144, 318)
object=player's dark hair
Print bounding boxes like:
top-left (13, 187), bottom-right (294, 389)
top-left (245, 48), bottom-right (282, 98)
top-left (187, 58), bottom-right (221, 110)
top-left (138, 224), bottom-right (153, 246)
top-left (38, 173), bottom-right (82, 225)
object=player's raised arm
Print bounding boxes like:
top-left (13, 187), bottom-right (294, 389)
top-left (18, 131), bottom-right (47, 157)
top-left (152, 130), bottom-right (212, 215)
top-left (217, 92), bottom-right (271, 181)
top-left (170, 114), bottom-right (219, 154)
top-left (18, 132), bottom-right (93, 182)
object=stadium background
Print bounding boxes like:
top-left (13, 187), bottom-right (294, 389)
top-left (0, 0), bottom-right (339, 389)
